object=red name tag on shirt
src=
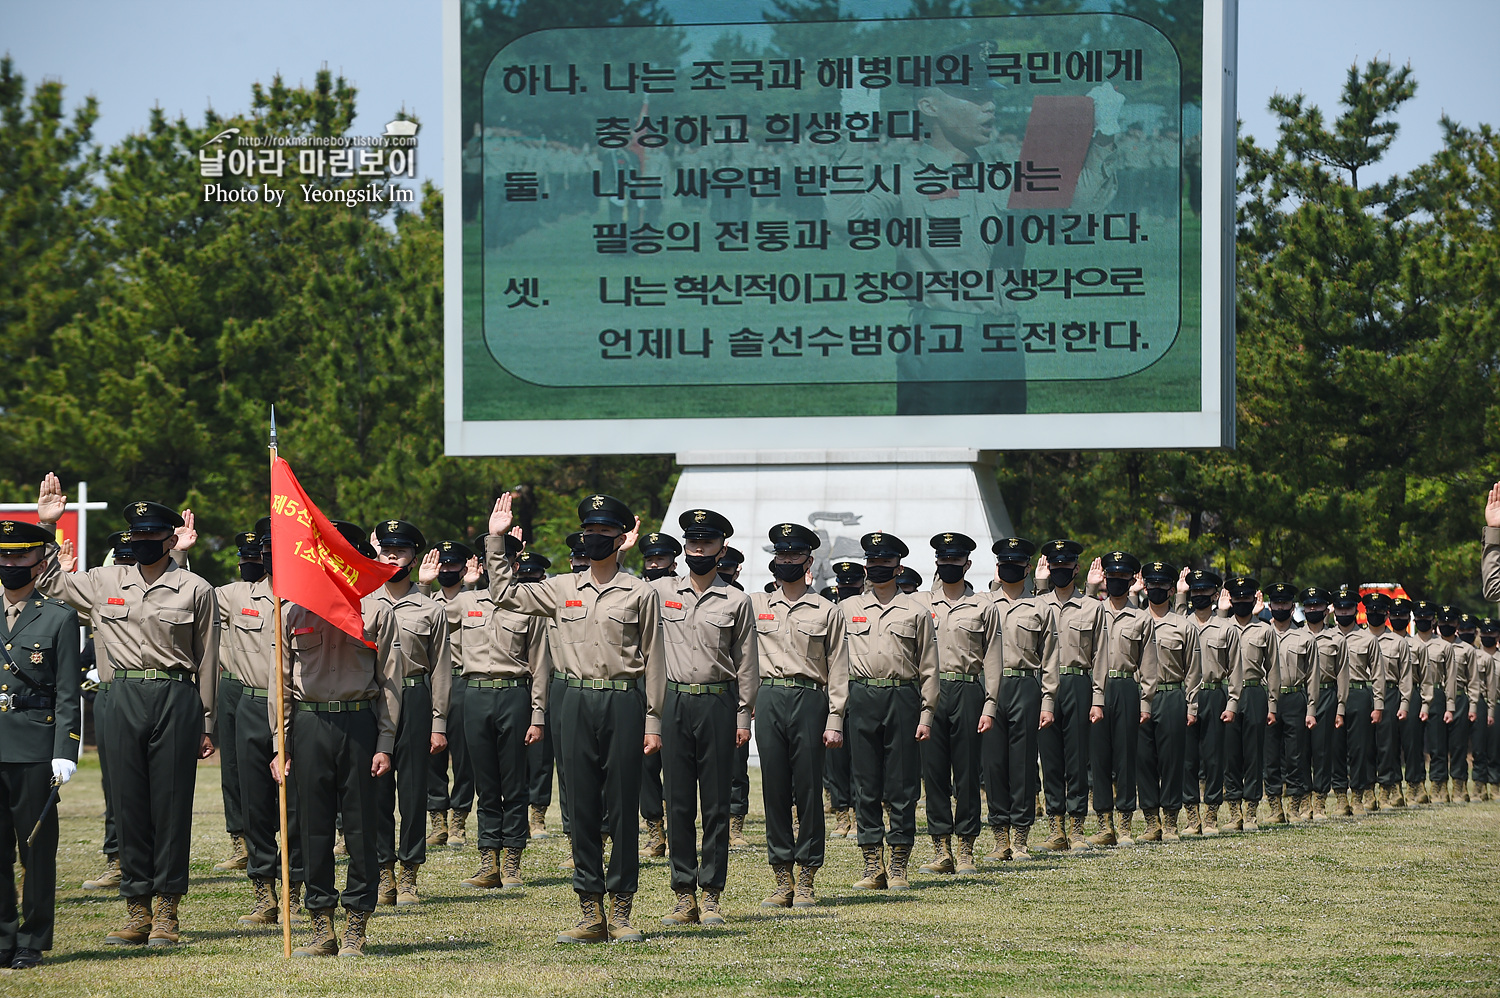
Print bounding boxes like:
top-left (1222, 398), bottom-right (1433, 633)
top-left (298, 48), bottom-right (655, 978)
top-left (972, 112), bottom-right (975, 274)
top-left (758, 613), bottom-right (775, 620)
top-left (565, 600), bottom-right (583, 608)
top-left (467, 610), bottom-right (484, 617)
top-left (292, 627), bottom-right (314, 636)
top-left (665, 601), bottom-right (683, 609)
top-left (107, 597), bottom-right (126, 605)
top-left (852, 616), bottom-right (867, 623)
top-left (241, 608), bottom-right (260, 617)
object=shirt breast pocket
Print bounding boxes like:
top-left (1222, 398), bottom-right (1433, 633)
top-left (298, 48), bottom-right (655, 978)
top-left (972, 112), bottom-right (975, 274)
top-left (558, 605), bottom-right (588, 643)
top-left (157, 607), bottom-right (195, 645)
top-left (497, 617), bottom-right (529, 656)
top-left (233, 613), bottom-right (265, 634)
top-left (704, 612), bottom-right (735, 649)
top-left (605, 606), bottom-right (640, 647)
top-left (795, 621), bottom-right (828, 661)
top-left (953, 614), bottom-right (988, 654)
top-left (293, 629), bottom-right (323, 653)
top-left (845, 616), bottom-right (871, 637)
top-left (660, 604), bottom-right (689, 641)
top-left (1068, 618), bottom-right (1096, 653)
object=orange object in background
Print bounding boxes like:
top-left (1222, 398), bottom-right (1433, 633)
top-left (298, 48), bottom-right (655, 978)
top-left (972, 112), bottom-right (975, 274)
top-left (1359, 582), bottom-right (1409, 630)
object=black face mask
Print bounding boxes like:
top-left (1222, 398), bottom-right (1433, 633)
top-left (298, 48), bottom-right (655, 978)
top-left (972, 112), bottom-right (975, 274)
top-left (437, 570), bottom-right (464, 588)
top-left (684, 554), bottom-right (720, 576)
top-left (1049, 566), bottom-right (1076, 589)
top-left (1188, 593), bottom-right (1215, 611)
top-left (130, 536), bottom-right (170, 566)
top-left (580, 533), bottom-right (618, 561)
top-left (936, 564), bottom-right (966, 585)
top-left (1483, 637), bottom-right (1497, 648)
top-left (1104, 577), bottom-right (1131, 598)
top-left (1270, 608), bottom-right (1292, 622)
top-left (1438, 624), bottom-right (1457, 637)
top-left (996, 563), bottom-right (1028, 584)
top-left (1230, 600), bottom-right (1255, 618)
top-left (771, 561), bottom-right (807, 582)
top-left (385, 561), bottom-right (411, 582)
top-left (239, 562), bottom-right (266, 583)
top-left (0, 563), bottom-right (38, 591)
top-left (1145, 586), bottom-right (1172, 606)
top-left (643, 566), bottom-right (671, 581)
top-left (1335, 612), bottom-right (1358, 628)
top-left (1365, 612), bottom-right (1387, 627)
top-left (259, 550), bottom-right (271, 577)
top-left (1388, 617), bottom-right (1409, 632)
top-left (836, 585), bottom-right (862, 601)
top-left (517, 573), bottom-right (544, 585)
top-left (1414, 619), bottom-right (1433, 633)
top-left (1304, 608), bottom-right (1326, 625)
top-left (865, 564), bottom-right (897, 584)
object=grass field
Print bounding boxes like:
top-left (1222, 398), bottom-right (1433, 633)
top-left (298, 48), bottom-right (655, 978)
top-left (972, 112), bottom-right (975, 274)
top-left (12, 753), bottom-right (1499, 997)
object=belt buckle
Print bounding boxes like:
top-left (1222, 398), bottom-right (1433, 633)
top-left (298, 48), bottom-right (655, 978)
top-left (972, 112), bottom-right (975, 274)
top-left (328, 700), bottom-right (343, 713)
top-left (588, 679), bottom-right (605, 691)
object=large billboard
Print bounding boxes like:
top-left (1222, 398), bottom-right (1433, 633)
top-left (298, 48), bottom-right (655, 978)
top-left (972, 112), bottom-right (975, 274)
top-left (444, 0), bottom-right (1236, 454)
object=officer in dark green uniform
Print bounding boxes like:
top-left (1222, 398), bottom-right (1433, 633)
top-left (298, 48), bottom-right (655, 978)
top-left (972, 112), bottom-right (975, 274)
top-left (823, 560), bottom-right (865, 838)
top-left (212, 530), bottom-right (259, 875)
top-left (635, 532), bottom-right (679, 857)
top-left (0, 520), bottom-right (83, 970)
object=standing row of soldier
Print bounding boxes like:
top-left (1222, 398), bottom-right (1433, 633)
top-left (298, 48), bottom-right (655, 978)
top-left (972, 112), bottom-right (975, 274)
top-left (2, 478), bottom-right (1498, 964)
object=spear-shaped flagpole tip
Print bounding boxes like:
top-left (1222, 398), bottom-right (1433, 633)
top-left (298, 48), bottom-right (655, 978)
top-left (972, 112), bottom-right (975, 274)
top-left (270, 404), bottom-right (278, 450)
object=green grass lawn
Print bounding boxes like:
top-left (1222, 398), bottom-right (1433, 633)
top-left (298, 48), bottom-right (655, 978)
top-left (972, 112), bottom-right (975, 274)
top-left (14, 753), bottom-right (1499, 996)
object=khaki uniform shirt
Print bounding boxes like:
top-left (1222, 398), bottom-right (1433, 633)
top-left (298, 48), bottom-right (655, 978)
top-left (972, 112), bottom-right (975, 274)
top-left (448, 590), bottom-right (551, 726)
top-left (1421, 632), bottom-right (1451, 709)
top-left (1335, 626), bottom-right (1382, 717)
top-left (215, 578), bottom-right (278, 691)
top-left (1044, 587), bottom-right (1109, 706)
top-left (485, 534), bottom-right (665, 736)
top-left (1374, 628), bottom-right (1413, 714)
top-left (38, 550), bottom-right (220, 733)
top-left (1482, 525), bottom-right (1500, 602)
top-left (1403, 633), bottom-right (1430, 711)
top-left (276, 602), bottom-right (402, 754)
top-left (1484, 646), bottom-right (1499, 720)
top-left (365, 586), bottom-right (452, 733)
top-left (1233, 617), bottom-right (1278, 688)
top-left (1442, 639), bottom-right (1474, 705)
top-left (750, 587), bottom-right (849, 732)
top-left (842, 592), bottom-right (941, 727)
top-left (1310, 626), bottom-right (1342, 688)
top-left (1140, 609), bottom-right (1200, 716)
top-left (1266, 623), bottom-right (1317, 713)
top-left (914, 584), bottom-right (1003, 719)
top-left (989, 588), bottom-right (1060, 714)
top-left (1100, 600), bottom-right (1153, 715)
top-left (1469, 643), bottom-right (1491, 706)
top-left (652, 575), bottom-right (758, 728)
top-left (1188, 612), bottom-right (1244, 717)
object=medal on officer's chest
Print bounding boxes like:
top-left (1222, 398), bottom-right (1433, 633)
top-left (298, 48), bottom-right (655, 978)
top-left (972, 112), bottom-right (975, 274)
top-left (30, 651), bottom-right (43, 664)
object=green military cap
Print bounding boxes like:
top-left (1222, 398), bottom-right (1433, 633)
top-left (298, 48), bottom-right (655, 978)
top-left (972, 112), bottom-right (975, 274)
top-left (991, 537), bottom-right (1036, 561)
top-left (0, 520), bottom-right (55, 550)
top-left (1224, 575), bottom-right (1258, 600)
top-left (516, 551), bottom-right (550, 577)
top-left (1039, 539), bottom-right (1083, 563)
top-left (1411, 599), bottom-right (1438, 618)
top-left (1457, 613), bottom-right (1477, 631)
top-left (1141, 561), bottom-right (1176, 584)
top-left (254, 516), bottom-right (272, 545)
top-left (330, 520), bottom-right (376, 559)
top-left (1101, 551), bottom-right (1141, 575)
top-left (1330, 584), bottom-right (1361, 608)
top-left (1479, 617), bottom-right (1498, 635)
top-left (1263, 582), bottom-right (1298, 602)
top-left (897, 567), bottom-right (923, 588)
top-left (818, 585), bottom-right (837, 599)
top-left (105, 530), bottom-right (134, 563)
top-left (565, 532), bottom-right (586, 558)
top-left (639, 532), bottom-right (681, 558)
top-left (1299, 586), bottom-right (1332, 606)
top-left (376, 519), bottom-right (425, 550)
top-left (502, 533), bottom-right (524, 558)
top-left (679, 508), bottom-right (733, 540)
top-left (769, 523), bottom-right (819, 552)
top-left (578, 494), bottom-right (633, 530)
top-left (930, 532), bottom-right (976, 558)
top-left (1436, 604), bottom-right (1459, 623)
top-left (861, 532), bottom-right (908, 558)
top-left (123, 500), bottom-right (183, 532)
top-left (1186, 569), bottom-right (1222, 591)
top-left (718, 546), bottom-right (745, 569)
top-left (832, 560), bottom-right (866, 585)
top-left (436, 540), bottom-right (474, 564)
top-left (1388, 597), bottom-right (1414, 616)
top-left (1363, 592), bottom-right (1393, 614)
top-left (234, 530), bottom-right (261, 558)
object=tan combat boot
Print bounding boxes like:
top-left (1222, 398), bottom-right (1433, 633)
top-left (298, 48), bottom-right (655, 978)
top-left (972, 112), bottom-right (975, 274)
top-left (1349, 789), bottom-right (1366, 816)
top-left (499, 847), bottom-right (524, 889)
top-left (1011, 824), bottom-right (1032, 860)
top-left (1243, 801), bottom-right (1260, 831)
top-left (147, 893), bottom-right (181, 947)
top-left (793, 865), bottom-right (819, 908)
top-left (825, 788), bottom-right (835, 815)
top-left (1312, 793), bottom-right (1328, 821)
top-left (376, 862), bottom-right (397, 905)
top-left (1043, 814), bottom-right (1070, 851)
top-left (608, 893), bottom-right (645, 942)
top-left (1366, 787), bottom-right (1381, 812)
top-left (1226, 800), bottom-right (1243, 831)
top-left (292, 907), bottom-right (339, 957)
top-left (1337, 790), bottom-right (1355, 816)
top-left (728, 814), bottom-right (749, 848)
top-left (1414, 781), bottom-right (1431, 805)
top-left (955, 835), bottom-right (979, 874)
top-left (887, 844), bottom-right (913, 890)
top-left (640, 818), bottom-right (666, 858)
top-left (1202, 806), bottom-right (1220, 836)
top-left (662, 890), bottom-right (701, 924)
top-left (238, 876), bottom-right (279, 925)
top-left (426, 810), bottom-right (449, 847)
top-left (1441, 779), bottom-right (1453, 804)
top-left (1138, 809), bottom-right (1162, 843)
top-left (448, 809), bottom-right (469, 848)
top-left (1161, 809), bottom-right (1181, 842)
top-left (529, 804), bottom-right (550, 840)
top-left (214, 834), bottom-right (250, 873)
top-left (762, 864), bottom-right (795, 908)
top-left (557, 893), bottom-right (608, 944)
top-left (1267, 796), bottom-right (1287, 825)
top-left (1390, 784), bottom-right (1408, 808)
top-left (288, 880), bottom-right (307, 923)
top-left (919, 835), bottom-right (955, 874)
top-left (852, 845), bottom-right (887, 890)
top-left (1035, 791), bottom-right (1045, 817)
top-left (1069, 815), bottom-right (1092, 851)
top-left (104, 895), bottom-right (153, 946)
top-left (333, 831), bottom-right (348, 857)
top-left (338, 908), bottom-right (371, 957)
top-left (461, 848), bottom-right (502, 889)
top-left (984, 825), bottom-right (1011, 862)
top-left (83, 853), bottom-right (122, 891)
top-left (700, 890), bottom-right (725, 926)
top-left (1376, 784), bottom-right (1390, 809)
top-left (1116, 811), bottom-right (1136, 846)
top-left (835, 808), bottom-right (855, 838)
top-left (1181, 804), bottom-right (1202, 836)
top-left (1086, 812), bottom-right (1116, 848)
top-left (396, 863), bottom-right (421, 906)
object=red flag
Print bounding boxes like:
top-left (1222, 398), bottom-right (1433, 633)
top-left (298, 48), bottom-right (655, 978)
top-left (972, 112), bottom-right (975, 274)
top-left (269, 456), bottom-right (395, 644)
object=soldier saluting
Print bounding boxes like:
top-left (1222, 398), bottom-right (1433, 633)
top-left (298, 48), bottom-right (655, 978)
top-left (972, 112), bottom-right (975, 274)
top-left (0, 519), bottom-right (83, 971)
top-left (35, 474), bottom-right (218, 948)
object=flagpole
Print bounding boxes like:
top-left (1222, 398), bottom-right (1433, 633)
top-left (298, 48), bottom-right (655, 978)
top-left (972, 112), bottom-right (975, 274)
top-left (270, 406), bottom-right (292, 958)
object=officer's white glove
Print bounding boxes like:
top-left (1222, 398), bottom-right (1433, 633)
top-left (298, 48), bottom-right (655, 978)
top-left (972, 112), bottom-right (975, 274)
top-left (86, 668), bottom-right (100, 685)
top-left (52, 758), bottom-right (77, 784)
top-left (1088, 83), bottom-right (1125, 136)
